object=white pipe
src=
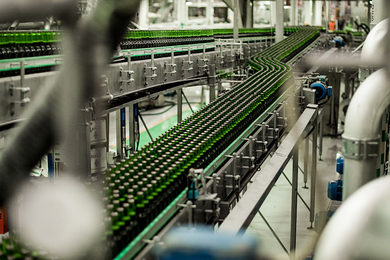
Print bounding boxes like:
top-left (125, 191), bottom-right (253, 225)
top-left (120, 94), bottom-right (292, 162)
top-left (342, 18), bottom-right (390, 200)
top-left (275, 0), bottom-right (284, 43)
top-left (342, 68), bottom-right (390, 200)
top-left (316, 176), bottom-right (390, 259)
top-left (291, 0), bottom-right (297, 26)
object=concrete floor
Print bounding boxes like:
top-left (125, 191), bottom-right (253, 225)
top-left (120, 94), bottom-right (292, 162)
top-left (108, 85), bottom-right (343, 260)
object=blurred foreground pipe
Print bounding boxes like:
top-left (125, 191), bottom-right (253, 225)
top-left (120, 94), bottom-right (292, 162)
top-left (0, 0), bottom-right (141, 206)
top-left (316, 176), bottom-right (390, 259)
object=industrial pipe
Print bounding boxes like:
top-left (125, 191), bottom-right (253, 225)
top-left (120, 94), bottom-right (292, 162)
top-left (342, 18), bottom-right (390, 200)
top-left (342, 68), bottom-right (390, 199)
top-left (315, 176), bottom-right (390, 259)
top-left (0, 0), bottom-right (141, 205)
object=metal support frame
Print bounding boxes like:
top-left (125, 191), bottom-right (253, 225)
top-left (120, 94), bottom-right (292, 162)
top-left (283, 172), bottom-right (310, 211)
top-left (303, 138), bottom-right (309, 188)
top-left (181, 89), bottom-right (194, 114)
top-left (209, 64), bottom-right (217, 102)
top-left (290, 147), bottom-right (299, 255)
top-left (116, 109), bottom-right (124, 159)
top-left (218, 105), bottom-right (319, 236)
top-left (258, 210), bottom-right (289, 256)
top-left (138, 112), bottom-right (154, 143)
top-left (309, 116), bottom-right (317, 229)
top-left (129, 105), bottom-right (135, 152)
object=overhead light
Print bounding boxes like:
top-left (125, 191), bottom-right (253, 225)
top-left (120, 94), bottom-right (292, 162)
top-left (186, 1), bottom-right (193, 5)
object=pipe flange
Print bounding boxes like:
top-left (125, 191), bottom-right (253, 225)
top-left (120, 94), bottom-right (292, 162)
top-left (342, 136), bottom-right (380, 160)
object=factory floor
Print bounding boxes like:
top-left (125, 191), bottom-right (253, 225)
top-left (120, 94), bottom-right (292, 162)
top-left (108, 86), bottom-right (342, 260)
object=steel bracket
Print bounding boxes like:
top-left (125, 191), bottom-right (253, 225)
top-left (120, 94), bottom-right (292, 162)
top-left (342, 136), bottom-right (380, 160)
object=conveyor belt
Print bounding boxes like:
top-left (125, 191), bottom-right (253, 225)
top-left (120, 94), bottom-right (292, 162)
top-left (103, 27), bottom-right (320, 258)
top-left (0, 27), bottom-right (320, 260)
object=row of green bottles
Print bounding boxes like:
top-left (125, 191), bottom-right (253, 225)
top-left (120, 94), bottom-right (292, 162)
top-left (102, 27), bottom-right (320, 259)
top-left (0, 30), bottom-right (61, 60)
top-left (120, 29), bottom-right (214, 50)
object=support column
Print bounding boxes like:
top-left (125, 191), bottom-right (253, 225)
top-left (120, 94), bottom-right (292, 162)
top-left (234, 0), bottom-right (239, 39)
top-left (290, 147), bottom-right (299, 257)
top-left (138, 0), bottom-right (149, 29)
top-left (246, 0), bottom-right (253, 28)
top-left (177, 88), bottom-right (183, 123)
top-left (303, 1), bottom-right (312, 25)
top-left (275, 0), bottom-right (284, 43)
top-left (270, 1), bottom-right (276, 28)
top-left (311, 0), bottom-right (315, 25)
top-left (176, 0), bottom-right (187, 27)
top-left (129, 105), bottom-right (135, 152)
top-left (207, 0), bottom-right (214, 26)
top-left (209, 64), bottom-right (217, 102)
top-left (313, 1), bottom-right (322, 26)
top-left (309, 119), bottom-right (317, 228)
top-left (303, 138), bottom-right (309, 189)
top-left (116, 110), bottom-right (124, 159)
top-left (291, 0), bottom-right (297, 26)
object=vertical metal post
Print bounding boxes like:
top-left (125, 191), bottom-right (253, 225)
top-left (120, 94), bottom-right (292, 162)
top-left (201, 86), bottom-right (205, 108)
top-left (275, 0), bottom-right (284, 43)
top-left (121, 108), bottom-right (126, 157)
top-left (20, 59), bottom-right (25, 87)
top-left (319, 119), bottom-right (323, 161)
top-left (233, 0), bottom-right (239, 39)
top-left (177, 88), bottom-right (183, 123)
top-left (209, 64), bottom-right (216, 102)
top-left (303, 138), bottom-right (309, 189)
top-left (217, 81), bottom-right (222, 96)
top-left (116, 110), bottom-right (123, 158)
top-left (290, 147), bottom-right (299, 257)
top-left (129, 105), bottom-right (135, 152)
top-left (84, 105), bottom-right (92, 179)
top-left (330, 84), bottom-right (335, 135)
top-left (245, 0), bottom-right (253, 28)
top-left (105, 114), bottom-right (110, 156)
top-left (309, 119), bottom-right (317, 228)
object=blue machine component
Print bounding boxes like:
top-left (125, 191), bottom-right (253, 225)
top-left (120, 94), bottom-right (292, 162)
top-left (333, 36), bottom-right (345, 48)
top-left (188, 181), bottom-right (199, 200)
top-left (158, 227), bottom-right (258, 260)
top-left (328, 180), bottom-right (343, 201)
top-left (310, 82), bottom-right (328, 101)
top-left (336, 156), bottom-right (344, 175)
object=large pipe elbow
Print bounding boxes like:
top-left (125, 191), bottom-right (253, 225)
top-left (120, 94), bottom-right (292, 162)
top-left (342, 68), bottom-right (390, 199)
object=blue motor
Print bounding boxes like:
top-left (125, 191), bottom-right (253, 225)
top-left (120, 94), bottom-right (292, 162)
top-left (328, 180), bottom-right (343, 201)
top-left (336, 156), bottom-right (344, 175)
top-left (310, 82), bottom-right (332, 101)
